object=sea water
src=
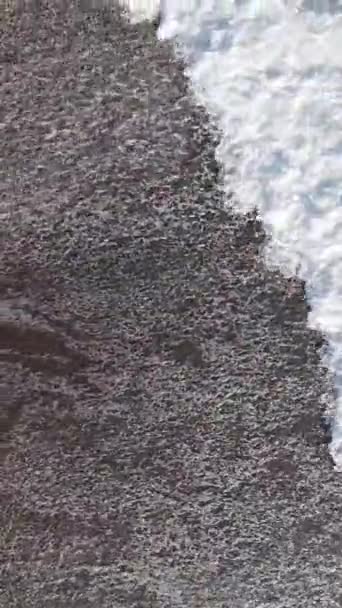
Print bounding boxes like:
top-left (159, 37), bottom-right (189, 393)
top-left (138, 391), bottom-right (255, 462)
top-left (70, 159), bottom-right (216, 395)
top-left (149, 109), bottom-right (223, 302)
top-left (120, 0), bottom-right (342, 469)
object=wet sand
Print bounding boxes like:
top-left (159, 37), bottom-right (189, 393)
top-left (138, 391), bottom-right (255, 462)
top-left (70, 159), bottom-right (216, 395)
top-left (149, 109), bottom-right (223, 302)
top-left (1, 3), bottom-right (341, 607)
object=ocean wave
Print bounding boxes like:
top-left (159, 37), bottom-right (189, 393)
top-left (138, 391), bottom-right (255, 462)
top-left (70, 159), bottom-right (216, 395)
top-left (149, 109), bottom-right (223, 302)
top-left (122, 0), bottom-right (342, 469)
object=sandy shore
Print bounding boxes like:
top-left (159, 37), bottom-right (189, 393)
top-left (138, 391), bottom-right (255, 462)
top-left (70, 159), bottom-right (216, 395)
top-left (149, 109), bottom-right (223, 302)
top-left (0, 3), bottom-right (341, 607)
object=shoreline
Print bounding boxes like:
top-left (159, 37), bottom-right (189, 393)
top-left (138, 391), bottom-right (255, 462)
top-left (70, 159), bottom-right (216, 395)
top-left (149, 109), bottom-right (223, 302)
top-left (1, 3), bottom-right (341, 607)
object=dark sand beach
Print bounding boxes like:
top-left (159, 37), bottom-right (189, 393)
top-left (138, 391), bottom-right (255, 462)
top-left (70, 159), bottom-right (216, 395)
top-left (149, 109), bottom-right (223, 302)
top-left (0, 3), bottom-right (341, 607)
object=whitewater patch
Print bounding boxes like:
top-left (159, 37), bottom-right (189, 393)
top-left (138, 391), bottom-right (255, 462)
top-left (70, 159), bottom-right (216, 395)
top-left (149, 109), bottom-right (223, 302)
top-left (118, 0), bottom-right (160, 21)
top-left (120, 0), bottom-right (342, 469)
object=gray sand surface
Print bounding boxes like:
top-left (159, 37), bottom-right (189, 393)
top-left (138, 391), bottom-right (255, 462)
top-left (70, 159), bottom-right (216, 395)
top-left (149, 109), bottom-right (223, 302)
top-left (0, 3), bottom-right (341, 607)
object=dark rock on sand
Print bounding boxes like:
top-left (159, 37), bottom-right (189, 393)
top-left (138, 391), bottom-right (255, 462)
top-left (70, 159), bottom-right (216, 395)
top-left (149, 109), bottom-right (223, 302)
top-left (0, 3), bottom-right (341, 607)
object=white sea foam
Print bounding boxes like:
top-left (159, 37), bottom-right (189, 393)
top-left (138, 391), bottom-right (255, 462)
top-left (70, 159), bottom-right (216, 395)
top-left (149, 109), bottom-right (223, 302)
top-left (122, 0), bottom-right (342, 469)
top-left (118, 0), bottom-right (160, 21)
